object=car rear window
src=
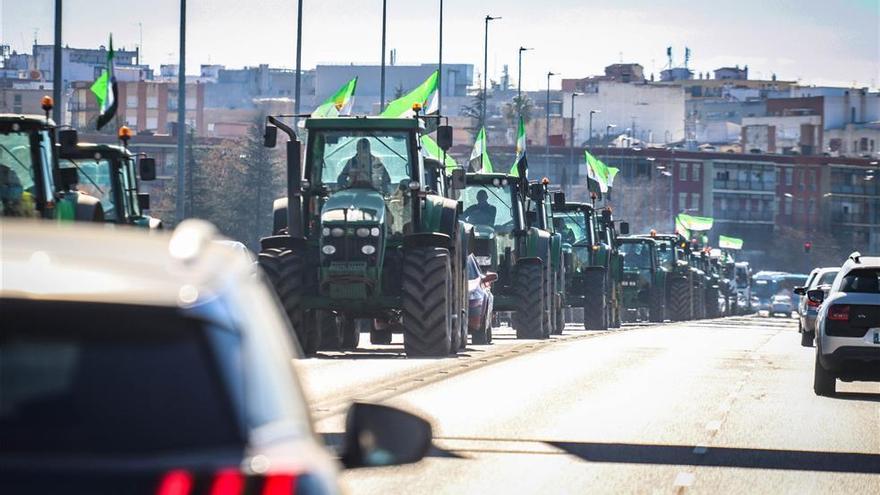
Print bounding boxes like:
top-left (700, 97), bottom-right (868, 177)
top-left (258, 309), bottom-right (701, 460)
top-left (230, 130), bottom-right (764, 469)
top-left (0, 299), bottom-right (244, 455)
top-left (840, 269), bottom-right (880, 294)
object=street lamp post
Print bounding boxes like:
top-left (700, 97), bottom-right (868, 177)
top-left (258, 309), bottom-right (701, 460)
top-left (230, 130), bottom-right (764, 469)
top-left (546, 71), bottom-right (556, 167)
top-left (569, 92), bottom-right (582, 173)
top-left (517, 47), bottom-right (532, 104)
top-left (438, 0), bottom-right (443, 115)
top-left (293, 0), bottom-right (303, 123)
top-left (176, 0), bottom-right (187, 223)
top-left (52, 0), bottom-right (62, 125)
top-left (482, 15), bottom-right (500, 129)
top-left (588, 109), bottom-right (600, 151)
top-left (380, 0), bottom-right (387, 112)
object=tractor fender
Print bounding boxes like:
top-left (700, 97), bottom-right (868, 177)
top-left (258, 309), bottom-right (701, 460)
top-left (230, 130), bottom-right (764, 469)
top-left (73, 193), bottom-right (104, 222)
top-left (524, 226), bottom-right (551, 263)
top-left (421, 194), bottom-right (458, 238)
top-left (260, 234), bottom-right (308, 252)
top-left (272, 197), bottom-right (288, 235)
top-left (550, 233), bottom-right (563, 270)
top-left (404, 232), bottom-right (452, 250)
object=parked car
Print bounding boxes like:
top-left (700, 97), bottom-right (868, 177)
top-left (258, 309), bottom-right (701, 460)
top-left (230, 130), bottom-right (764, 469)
top-left (467, 254), bottom-right (497, 344)
top-left (770, 293), bottom-right (794, 317)
top-left (795, 267), bottom-right (839, 346)
top-left (0, 219), bottom-right (433, 494)
top-left (811, 252), bottom-right (880, 396)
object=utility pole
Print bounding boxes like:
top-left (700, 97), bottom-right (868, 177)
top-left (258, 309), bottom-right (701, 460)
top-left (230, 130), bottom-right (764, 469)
top-left (175, 0), bottom-right (186, 223)
top-left (294, 0), bottom-right (303, 124)
top-left (52, 0), bottom-right (62, 125)
top-left (569, 92), bottom-right (581, 175)
top-left (545, 71), bottom-right (556, 167)
top-left (588, 109), bottom-right (599, 151)
top-left (482, 15), bottom-right (500, 130)
top-left (380, 0), bottom-right (387, 111)
top-left (438, 0), bottom-right (443, 116)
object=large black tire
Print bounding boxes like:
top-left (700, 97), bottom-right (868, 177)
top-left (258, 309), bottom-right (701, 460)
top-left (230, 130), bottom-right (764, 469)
top-left (583, 271), bottom-right (608, 330)
top-left (553, 295), bottom-right (565, 335)
top-left (341, 316), bottom-right (360, 350)
top-left (667, 276), bottom-right (691, 322)
top-left (402, 247), bottom-right (453, 357)
top-left (472, 299), bottom-right (491, 345)
top-left (542, 268), bottom-right (553, 337)
top-left (705, 288), bottom-right (719, 318)
top-left (813, 352), bottom-right (835, 396)
top-left (370, 321), bottom-right (393, 345)
top-left (259, 248), bottom-right (318, 355)
top-left (801, 329), bottom-right (815, 348)
top-left (649, 287), bottom-right (666, 323)
top-left (512, 262), bottom-right (545, 339)
top-left (317, 311), bottom-right (342, 351)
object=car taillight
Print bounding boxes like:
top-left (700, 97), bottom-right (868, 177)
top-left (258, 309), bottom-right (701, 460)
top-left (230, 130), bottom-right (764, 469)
top-left (807, 297), bottom-right (820, 307)
top-left (210, 469), bottom-right (245, 495)
top-left (157, 470), bottom-right (194, 495)
top-left (828, 305), bottom-right (850, 321)
top-left (262, 474), bottom-right (297, 495)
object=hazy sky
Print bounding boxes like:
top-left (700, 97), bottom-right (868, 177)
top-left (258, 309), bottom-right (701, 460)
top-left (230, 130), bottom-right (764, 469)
top-left (2, 0), bottom-right (878, 90)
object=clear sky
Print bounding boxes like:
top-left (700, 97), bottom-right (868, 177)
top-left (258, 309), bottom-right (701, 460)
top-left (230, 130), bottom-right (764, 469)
top-left (2, 0), bottom-right (878, 90)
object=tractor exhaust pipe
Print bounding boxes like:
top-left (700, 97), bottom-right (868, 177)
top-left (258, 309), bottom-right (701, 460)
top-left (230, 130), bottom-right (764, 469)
top-left (265, 116), bottom-right (303, 239)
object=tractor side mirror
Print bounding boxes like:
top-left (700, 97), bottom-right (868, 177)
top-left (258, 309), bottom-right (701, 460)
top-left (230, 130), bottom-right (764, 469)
top-left (450, 168), bottom-right (466, 190)
top-left (137, 193), bottom-right (150, 211)
top-left (601, 209), bottom-right (612, 224)
top-left (619, 221), bottom-right (630, 235)
top-left (806, 289), bottom-right (824, 305)
top-left (437, 125), bottom-right (453, 151)
top-left (553, 191), bottom-right (566, 208)
top-left (528, 183), bottom-right (543, 201)
top-left (139, 157), bottom-right (157, 181)
top-left (58, 129), bottom-right (78, 152)
top-left (59, 167), bottom-right (79, 189)
top-left (264, 124), bottom-right (278, 148)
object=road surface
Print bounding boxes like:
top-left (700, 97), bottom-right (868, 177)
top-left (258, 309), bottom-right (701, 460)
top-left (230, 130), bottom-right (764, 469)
top-left (297, 316), bottom-right (880, 494)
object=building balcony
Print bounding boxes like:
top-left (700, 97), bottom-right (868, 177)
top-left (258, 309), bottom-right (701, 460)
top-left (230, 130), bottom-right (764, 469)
top-left (715, 210), bottom-right (775, 222)
top-left (831, 212), bottom-right (879, 226)
top-left (712, 179), bottom-right (777, 192)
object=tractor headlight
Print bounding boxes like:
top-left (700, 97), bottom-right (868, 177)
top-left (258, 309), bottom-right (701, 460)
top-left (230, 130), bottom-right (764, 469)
top-left (492, 178), bottom-right (501, 186)
top-left (322, 227), bottom-right (331, 237)
top-left (322, 245), bottom-right (336, 255)
top-left (331, 227), bottom-right (345, 237)
top-left (361, 245), bottom-right (376, 255)
top-left (370, 227), bottom-right (381, 237)
top-left (356, 227), bottom-right (370, 238)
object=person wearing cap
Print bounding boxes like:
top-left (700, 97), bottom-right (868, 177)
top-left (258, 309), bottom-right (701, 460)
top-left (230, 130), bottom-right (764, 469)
top-left (463, 189), bottom-right (497, 227)
top-left (337, 138), bottom-right (392, 194)
top-left (0, 164), bottom-right (35, 217)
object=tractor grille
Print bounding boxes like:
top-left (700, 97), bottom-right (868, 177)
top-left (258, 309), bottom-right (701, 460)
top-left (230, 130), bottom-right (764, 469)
top-left (473, 238), bottom-right (492, 256)
top-left (826, 305), bottom-right (880, 337)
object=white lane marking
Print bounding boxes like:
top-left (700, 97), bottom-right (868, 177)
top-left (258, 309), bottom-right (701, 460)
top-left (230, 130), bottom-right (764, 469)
top-left (692, 445), bottom-right (708, 455)
top-left (705, 420), bottom-right (722, 432)
top-left (718, 401), bottom-right (731, 413)
top-left (673, 471), bottom-right (695, 487)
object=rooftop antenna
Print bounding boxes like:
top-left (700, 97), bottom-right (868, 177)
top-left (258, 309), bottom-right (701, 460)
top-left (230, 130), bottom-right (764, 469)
top-left (666, 46), bottom-right (673, 69)
top-left (684, 47), bottom-right (691, 69)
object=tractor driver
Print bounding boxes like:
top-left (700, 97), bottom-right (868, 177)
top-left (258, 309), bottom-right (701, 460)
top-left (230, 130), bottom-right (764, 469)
top-left (337, 138), bottom-right (392, 194)
top-left (463, 189), bottom-right (497, 227)
top-left (0, 163), bottom-right (35, 218)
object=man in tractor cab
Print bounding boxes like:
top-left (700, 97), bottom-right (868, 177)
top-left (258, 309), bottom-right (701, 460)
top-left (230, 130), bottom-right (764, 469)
top-left (337, 138), bottom-right (392, 193)
top-left (462, 189), bottom-right (497, 227)
top-left (0, 163), bottom-right (35, 218)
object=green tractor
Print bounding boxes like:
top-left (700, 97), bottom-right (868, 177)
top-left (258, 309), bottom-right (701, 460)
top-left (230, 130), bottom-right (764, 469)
top-left (618, 236), bottom-right (667, 323)
top-left (0, 106), bottom-right (103, 222)
top-left (639, 233), bottom-right (695, 321)
top-left (699, 249), bottom-right (724, 318)
top-left (459, 173), bottom-right (560, 339)
top-left (719, 252), bottom-right (739, 316)
top-left (58, 128), bottom-right (162, 228)
top-left (686, 244), bottom-right (708, 320)
top-left (552, 202), bottom-right (628, 329)
top-left (257, 115), bottom-right (469, 357)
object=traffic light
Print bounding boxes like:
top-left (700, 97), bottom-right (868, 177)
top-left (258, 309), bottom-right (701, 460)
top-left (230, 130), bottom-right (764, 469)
top-left (804, 241), bottom-right (812, 253)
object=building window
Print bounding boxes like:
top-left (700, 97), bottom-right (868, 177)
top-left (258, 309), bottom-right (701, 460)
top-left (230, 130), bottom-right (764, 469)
top-left (785, 168), bottom-right (792, 186)
top-left (680, 163), bottom-right (689, 182)
top-left (678, 192), bottom-right (688, 211)
top-left (692, 163), bottom-right (701, 181)
top-left (146, 96), bottom-right (158, 109)
top-left (691, 193), bottom-right (701, 211)
top-left (127, 95), bottom-right (138, 109)
top-left (146, 117), bottom-right (158, 130)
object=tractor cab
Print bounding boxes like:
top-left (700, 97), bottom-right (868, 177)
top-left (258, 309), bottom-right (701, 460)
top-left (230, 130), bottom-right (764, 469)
top-left (618, 236), bottom-right (668, 322)
top-left (460, 173), bottom-right (525, 272)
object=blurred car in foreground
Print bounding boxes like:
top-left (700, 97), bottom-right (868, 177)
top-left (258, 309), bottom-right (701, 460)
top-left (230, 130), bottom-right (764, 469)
top-left (795, 267), bottom-right (839, 346)
top-left (467, 254), bottom-right (497, 344)
top-left (770, 293), bottom-right (794, 317)
top-left (0, 220), bottom-right (432, 494)
top-left (811, 252), bottom-right (880, 396)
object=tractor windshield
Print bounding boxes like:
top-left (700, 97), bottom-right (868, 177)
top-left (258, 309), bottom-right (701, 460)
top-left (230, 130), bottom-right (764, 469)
top-left (121, 157), bottom-right (142, 218)
top-left (553, 210), bottom-right (593, 245)
top-left (311, 130), bottom-right (413, 196)
top-left (656, 241), bottom-right (674, 266)
top-left (621, 242), bottom-right (653, 270)
top-left (59, 157), bottom-right (118, 221)
top-left (461, 183), bottom-right (516, 233)
top-left (0, 129), bottom-right (41, 218)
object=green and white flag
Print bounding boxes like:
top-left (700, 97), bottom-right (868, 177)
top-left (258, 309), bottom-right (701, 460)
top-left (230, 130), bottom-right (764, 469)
top-left (719, 235), bottom-right (744, 250)
top-left (380, 70), bottom-right (439, 118)
top-left (677, 213), bottom-right (714, 232)
top-left (90, 35), bottom-right (118, 130)
top-left (469, 127), bottom-right (493, 173)
top-left (675, 215), bottom-right (690, 238)
top-left (312, 77), bottom-right (357, 117)
top-left (584, 151), bottom-right (620, 193)
top-left (510, 117), bottom-right (528, 178)
top-left (421, 134), bottom-right (458, 171)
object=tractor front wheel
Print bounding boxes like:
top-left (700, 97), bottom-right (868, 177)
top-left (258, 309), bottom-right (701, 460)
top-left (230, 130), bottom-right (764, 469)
top-left (512, 262), bottom-right (546, 339)
top-left (402, 247), bottom-right (454, 357)
top-left (259, 248), bottom-right (318, 355)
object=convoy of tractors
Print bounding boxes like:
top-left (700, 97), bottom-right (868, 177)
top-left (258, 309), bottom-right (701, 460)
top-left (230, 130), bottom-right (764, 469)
top-left (2, 98), bottom-right (752, 359)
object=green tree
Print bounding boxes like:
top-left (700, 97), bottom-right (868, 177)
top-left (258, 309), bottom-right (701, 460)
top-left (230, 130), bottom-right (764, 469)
top-left (459, 88), bottom-right (486, 142)
top-left (502, 95), bottom-right (535, 129)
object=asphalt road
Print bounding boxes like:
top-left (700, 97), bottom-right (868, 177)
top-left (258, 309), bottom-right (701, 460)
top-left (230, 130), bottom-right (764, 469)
top-left (297, 316), bottom-right (880, 494)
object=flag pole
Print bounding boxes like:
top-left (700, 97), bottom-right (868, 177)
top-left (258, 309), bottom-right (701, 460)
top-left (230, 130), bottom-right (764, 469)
top-left (52, 0), bottom-right (62, 125)
top-left (176, 0), bottom-right (186, 223)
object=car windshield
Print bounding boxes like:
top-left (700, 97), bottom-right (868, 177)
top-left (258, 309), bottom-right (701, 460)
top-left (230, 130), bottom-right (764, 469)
top-left (0, 300), bottom-right (243, 455)
top-left (312, 130), bottom-right (412, 196)
top-left (461, 183), bottom-right (515, 232)
top-left (0, 129), bottom-right (39, 218)
top-left (621, 242), bottom-right (653, 270)
top-left (553, 210), bottom-right (592, 244)
top-left (815, 270), bottom-right (839, 286)
top-left (59, 157), bottom-right (118, 220)
top-left (840, 268), bottom-right (880, 293)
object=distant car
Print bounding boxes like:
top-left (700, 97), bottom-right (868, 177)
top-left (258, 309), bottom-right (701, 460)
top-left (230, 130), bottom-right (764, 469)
top-left (0, 219), bottom-right (432, 494)
top-left (794, 267), bottom-right (839, 346)
top-left (467, 254), bottom-right (497, 344)
top-left (811, 252), bottom-right (880, 396)
top-left (770, 293), bottom-right (793, 317)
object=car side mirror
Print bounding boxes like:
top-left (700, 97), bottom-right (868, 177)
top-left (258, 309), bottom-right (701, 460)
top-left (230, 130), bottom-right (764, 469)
top-left (139, 157), bottom-right (157, 181)
top-left (264, 124), bottom-right (278, 148)
top-left (340, 402), bottom-right (432, 469)
top-left (59, 167), bottom-right (79, 189)
top-left (437, 125), bottom-right (453, 151)
top-left (806, 289), bottom-right (824, 305)
top-left (137, 192), bottom-right (150, 211)
top-left (793, 286), bottom-right (806, 296)
top-left (450, 168), bottom-right (466, 190)
top-left (619, 221), bottom-right (630, 235)
top-left (552, 191), bottom-right (566, 208)
top-left (483, 272), bottom-right (498, 284)
top-left (58, 128), bottom-right (79, 152)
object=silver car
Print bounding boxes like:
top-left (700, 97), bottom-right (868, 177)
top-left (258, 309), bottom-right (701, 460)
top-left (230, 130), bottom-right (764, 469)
top-left (794, 267), bottom-right (839, 346)
top-left (0, 220), bottom-right (432, 494)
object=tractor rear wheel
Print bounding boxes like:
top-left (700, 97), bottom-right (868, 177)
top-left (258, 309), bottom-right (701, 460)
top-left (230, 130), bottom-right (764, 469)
top-left (317, 311), bottom-right (342, 351)
top-left (259, 248), bottom-right (318, 355)
top-left (649, 287), bottom-right (666, 323)
top-left (512, 262), bottom-right (545, 339)
top-left (402, 247), bottom-right (453, 357)
top-left (667, 276), bottom-right (691, 322)
top-left (583, 271), bottom-right (608, 330)
top-left (341, 316), bottom-right (360, 350)
top-left (553, 294), bottom-right (565, 335)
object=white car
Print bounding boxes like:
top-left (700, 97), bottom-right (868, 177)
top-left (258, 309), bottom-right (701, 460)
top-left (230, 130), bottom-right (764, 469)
top-left (811, 252), bottom-right (880, 396)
